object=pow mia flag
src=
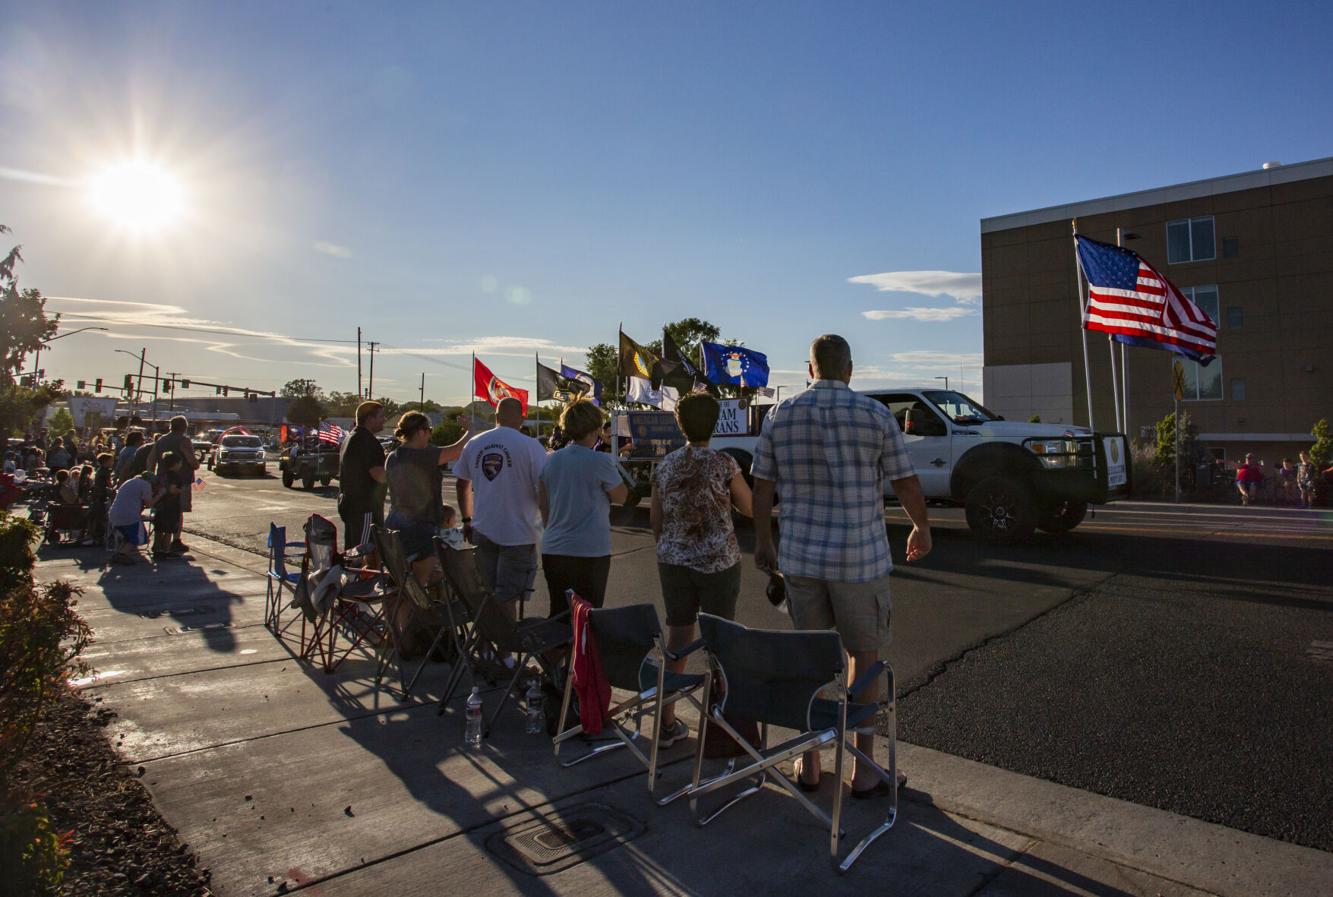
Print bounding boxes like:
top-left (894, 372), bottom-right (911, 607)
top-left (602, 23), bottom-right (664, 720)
top-left (536, 361), bottom-right (589, 403)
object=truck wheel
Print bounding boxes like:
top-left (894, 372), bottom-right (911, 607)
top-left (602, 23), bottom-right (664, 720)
top-left (1037, 500), bottom-right (1088, 534)
top-left (965, 476), bottom-right (1036, 543)
top-left (320, 477), bottom-right (331, 487)
top-left (282, 470), bottom-right (294, 488)
top-left (303, 474), bottom-right (315, 490)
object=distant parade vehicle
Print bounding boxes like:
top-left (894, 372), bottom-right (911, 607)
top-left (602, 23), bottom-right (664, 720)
top-left (210, 433), bottom-right (268, 478)
top-left (279, 438), bottom-right (338, 489)
top-left (619, 388), bottom-right (1129, 543)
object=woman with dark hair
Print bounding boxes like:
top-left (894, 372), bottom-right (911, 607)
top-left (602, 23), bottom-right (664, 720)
top-left (384, 411), bottom-right (469, 584)
top-left (538, 400), bottom-right (628, 617)
top-left (650, 393), bottom-right (753, 743)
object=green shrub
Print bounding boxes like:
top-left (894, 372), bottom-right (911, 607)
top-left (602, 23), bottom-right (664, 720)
top-left (0, 515), bottom-right (39, 597)
top-left (0, 580), bottom-right (91, 777)
top-left (1130, 442), bottom-right (1165, 497)
top-left (1311, 418), bottom-right (1331, 471)
top-left (0, 799), bottom-right (69, 896)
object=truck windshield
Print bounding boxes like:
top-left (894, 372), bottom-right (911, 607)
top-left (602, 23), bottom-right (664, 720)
top-left (922, 390), bottom-right (998, 425)
top-left (222, 436), bottom-right (262, 447)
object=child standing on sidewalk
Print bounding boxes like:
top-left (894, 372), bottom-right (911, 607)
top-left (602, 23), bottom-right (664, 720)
top-left (1296, 452), bottom-right (1317, 508)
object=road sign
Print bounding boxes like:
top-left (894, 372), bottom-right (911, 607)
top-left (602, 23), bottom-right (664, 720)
top-left (1171, 360), bottom-right (1186, 401)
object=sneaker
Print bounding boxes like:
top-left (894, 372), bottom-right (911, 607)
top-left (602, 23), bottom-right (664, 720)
top-left (656, 718), bottom-right (688, 748)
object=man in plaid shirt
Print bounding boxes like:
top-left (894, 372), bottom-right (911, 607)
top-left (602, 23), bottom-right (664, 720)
top-left (752, 334), bottom-right (931, 796)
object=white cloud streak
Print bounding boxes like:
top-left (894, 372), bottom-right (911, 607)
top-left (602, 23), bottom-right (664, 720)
top-left (890, 350), bottom-right (984, 366)
top-left (312, 241), bottom-right (353, 259)
top-left (862, 307), bottom-right (974, 322)
top-left (848, 270), bottom-right (982, 304)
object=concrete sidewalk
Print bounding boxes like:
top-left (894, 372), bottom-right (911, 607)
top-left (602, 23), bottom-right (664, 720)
top-left (45, 535), bottom-right (1331, 897)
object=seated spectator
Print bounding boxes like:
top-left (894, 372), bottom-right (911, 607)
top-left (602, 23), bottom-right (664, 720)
top-left (55, 469), bottom-right (79, 505)
top-left (1235, 454), bottom-right (1263, 505)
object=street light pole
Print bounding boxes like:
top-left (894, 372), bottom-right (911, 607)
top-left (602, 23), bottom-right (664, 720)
top-left (419, 372), bottom-right (425, 408)
top-left (934, 376), bottom-right (950, 390)
top-left (31, 325), bottom-right (109, 384)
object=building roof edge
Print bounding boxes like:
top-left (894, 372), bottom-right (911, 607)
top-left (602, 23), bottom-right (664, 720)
top-left (980, 156), bottom-right (1333, 234)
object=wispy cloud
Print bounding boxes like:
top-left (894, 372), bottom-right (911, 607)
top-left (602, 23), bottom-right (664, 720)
top-left (0, 166), bottom-right (75, 188)
top-left (313, 240), bottom-right (353, 259)
top-left (848, 270), bottom-right (982, 304)
top-left (862, 307), bottom-right (974, 322)
top-left (890, 350), bottom-right (983, 367)
top-left (411, 335), bottom-right (585, 357)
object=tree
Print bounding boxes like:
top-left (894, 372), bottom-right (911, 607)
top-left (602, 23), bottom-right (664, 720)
top-left (1154, 409), bottom-right (1199, 493)
top-left (1310, 418), bottom-right (1331, 471)
top-left (46, 406), bottom-right (74, 436)
top-left (0, 226), bottom-right (59, 385)
top-left (285, 395), bottom-right (325, 428)
top-left (584, 317), bottom-right (724, 408)
top-left (324, 391), bottom-right (362, 417)
top-left (0, 382), bottom-right (61, 438)
top-left (280, 378), bottom-right (322, 399)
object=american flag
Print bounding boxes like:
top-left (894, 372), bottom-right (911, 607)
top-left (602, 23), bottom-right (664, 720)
top-left (1076, 235), bottom-right (1217, 363)
top-left (317, 421), bottom-right (345, 445)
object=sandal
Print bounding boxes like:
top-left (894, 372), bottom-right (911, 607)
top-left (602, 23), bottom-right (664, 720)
top-left (791, 757), bottom-right (821, 792)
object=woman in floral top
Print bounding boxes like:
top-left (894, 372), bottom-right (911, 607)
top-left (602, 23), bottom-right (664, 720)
top-left (1296, 451), bottom-right (1316, 508)
top-left (649, 393), bottom-right (753, 745)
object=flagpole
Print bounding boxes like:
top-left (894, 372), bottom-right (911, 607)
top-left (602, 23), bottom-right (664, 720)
top-left (1072, 219), bottom-right (1096, 431)
top-left (1108, 336), bottom-right (1121, 433)
top-left (1116, 227), bottom-right (1130, 437)
top-left (469, 352), bottom-right (476, 434)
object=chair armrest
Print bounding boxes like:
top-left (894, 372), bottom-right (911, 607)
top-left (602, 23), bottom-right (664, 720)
top-left (284, 540), bottom-right (305, 549)
top-left (848, 660), bottom-right (888, 700)
top-left (664, 637), bottom-right (705, 661)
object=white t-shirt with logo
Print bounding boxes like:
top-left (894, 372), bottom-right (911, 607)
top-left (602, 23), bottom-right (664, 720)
top-left (454, 426), bottom-right (548, 546)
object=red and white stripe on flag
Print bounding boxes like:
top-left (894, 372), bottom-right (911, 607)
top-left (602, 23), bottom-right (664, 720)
top-left (1084, 258), bottom-right (1217, 357)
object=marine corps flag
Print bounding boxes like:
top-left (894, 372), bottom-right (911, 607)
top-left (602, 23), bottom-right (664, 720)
top-left (619, 330), bottom-right (663, 385)
top-left (473, 356), bottom-right (529, 414)
top-left (536, 360), bottom-right (588, 403)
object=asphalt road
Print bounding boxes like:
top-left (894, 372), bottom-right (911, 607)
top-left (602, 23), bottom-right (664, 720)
top-left (181, 467), bottom-right (1333, 851)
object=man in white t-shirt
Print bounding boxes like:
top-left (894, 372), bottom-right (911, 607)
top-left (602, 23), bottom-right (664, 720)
top-left (455, 397), bottom-right (548, 608)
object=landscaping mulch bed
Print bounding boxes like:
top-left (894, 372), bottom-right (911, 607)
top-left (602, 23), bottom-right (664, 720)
top-left (11, 689), bottom-right (212, 896)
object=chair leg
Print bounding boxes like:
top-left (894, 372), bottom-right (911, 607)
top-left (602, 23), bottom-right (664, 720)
top-left (838, 668), bottom-right (899, 873)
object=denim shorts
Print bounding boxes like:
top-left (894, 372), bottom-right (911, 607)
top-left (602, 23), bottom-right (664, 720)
top-left (385, 513), bottom-right (437, 562)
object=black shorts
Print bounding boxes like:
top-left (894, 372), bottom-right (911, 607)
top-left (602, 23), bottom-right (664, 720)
top-left (657, 562), bottom-right (742, 627)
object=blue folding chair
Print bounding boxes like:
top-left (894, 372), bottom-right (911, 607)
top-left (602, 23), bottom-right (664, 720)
top-left (264, 522), bottom-right (305, 632)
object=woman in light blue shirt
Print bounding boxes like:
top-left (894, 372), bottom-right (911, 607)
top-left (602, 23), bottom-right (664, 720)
top-left (538, 400), bottom-right (628, 617)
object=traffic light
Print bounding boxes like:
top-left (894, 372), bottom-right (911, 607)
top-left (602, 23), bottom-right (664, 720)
top-left (215, 385), bottom-right (222, 395)
top-left (36, 369), bottom-right (43, 381)
top-left (95, 378), bottom-right (103, 393)
top-left (163, 379), bottom-right (173, 393)
top-left (124, 374), bottom-right (134, 392)
top-left (247, 392), bottom-right (258, 403)
top-left (77, 380), bottom-right (86, 390)
top-left (180, 379), bottom-right (190, 389)
top-left (222, 386), bottom-right (229, 397)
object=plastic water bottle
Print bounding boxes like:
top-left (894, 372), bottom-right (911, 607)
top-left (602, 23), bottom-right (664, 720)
top-left (524, 678), bottom-right (544, 735)
top-left (464, 687), bottom-right (484, 748)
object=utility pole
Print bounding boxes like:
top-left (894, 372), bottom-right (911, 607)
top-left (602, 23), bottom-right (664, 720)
top-left (367, 341), bottom-right (379, 398)
top-left (419, 372), bottom-right (425, 408)
top-left (136, 348), bottom-right (146, 418)
top-left (357, 326), bottom-right (362, 400)
top-left (166, 372), bottom-right (178, 414)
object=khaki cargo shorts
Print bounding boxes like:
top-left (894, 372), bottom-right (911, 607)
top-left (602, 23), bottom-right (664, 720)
top-left (784, 574), bottom-right (892, 653)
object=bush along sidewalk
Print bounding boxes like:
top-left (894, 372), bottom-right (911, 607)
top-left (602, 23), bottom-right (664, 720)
top-left (0, 514), bottom-right (211, 896)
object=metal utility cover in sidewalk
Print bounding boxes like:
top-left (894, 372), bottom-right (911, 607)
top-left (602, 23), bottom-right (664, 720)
top-left (486, 803), bottom-right (644, 876)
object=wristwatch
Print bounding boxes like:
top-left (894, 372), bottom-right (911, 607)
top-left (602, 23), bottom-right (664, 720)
top-left (462, 517), bottom-right (472, 524)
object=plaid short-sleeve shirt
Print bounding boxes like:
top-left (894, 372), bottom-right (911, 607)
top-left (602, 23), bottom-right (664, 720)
top-left (751, 380), bottom-right (915, 583)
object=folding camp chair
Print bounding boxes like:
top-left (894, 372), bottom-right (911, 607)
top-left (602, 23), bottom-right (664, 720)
top-left (311, 518), bottom-right (394, 677)
top-left (271, 514), bottom-right (342, 667)
top-left (688, 614), bottom-right (898, 873)
top-left (436, 542), bottom-right (571, 736)
top-left (365, 525), bottom-right (470, 700)
top-left (552, 602), bottom-right (705, 804)
top-left (264, 523), bottom-right (305, 631)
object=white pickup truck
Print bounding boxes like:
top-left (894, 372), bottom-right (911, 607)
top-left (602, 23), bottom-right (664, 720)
top-left (626, 387), bottom-right (1129, 543)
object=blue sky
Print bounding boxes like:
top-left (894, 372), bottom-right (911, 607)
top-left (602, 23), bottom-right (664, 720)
top-left (2, 1), bottom-right (1330, 404)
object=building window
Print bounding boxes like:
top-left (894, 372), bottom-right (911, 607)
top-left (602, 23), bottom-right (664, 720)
top-left (1177, 353), bottom-right (1223, 401)
top-left (1227, 305), bottom-right (1243, 328)
top-left (1231, 379), bottom-right (1246, 401)
top-left (1182, 285), bottom-right (1220, 323)
top-left (1167, 216), bottom-right (1216, 263)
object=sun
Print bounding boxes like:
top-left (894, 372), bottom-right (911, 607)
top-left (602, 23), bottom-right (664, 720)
top-left (87, 159), bottom-right (186, 234)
